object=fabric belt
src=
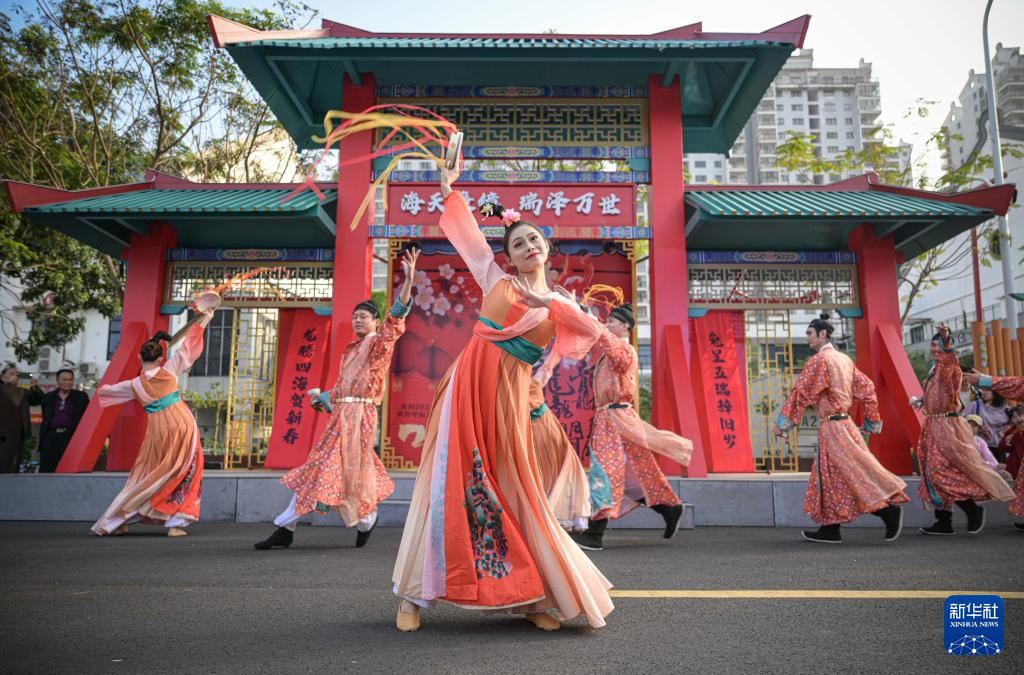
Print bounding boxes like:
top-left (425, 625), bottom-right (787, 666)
top-left (144, 390), bottom-right (181, 414)
top-left (530, 402), bottom-right (548, 420)
top-left (924, 411), bottom-right (960, 418)
top-left (825, 414), bottom-right (849, 422)
top-left (477, 317), bottom-right (543, 365)
top-left (598, 402), bottom-right (632, 411)
top-left (338, 396), bottom-right (376, 405)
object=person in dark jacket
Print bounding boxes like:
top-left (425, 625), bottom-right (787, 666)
top-left (28, 369), bottom-right (89, 472)
top-left (0, 364), bottom-right (31, 473)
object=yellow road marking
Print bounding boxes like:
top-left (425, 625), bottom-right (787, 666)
top-left (610, 590), bottom-right (1024, 599)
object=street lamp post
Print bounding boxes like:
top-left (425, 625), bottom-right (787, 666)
top-left (983, 0), bottom-right (1018, 330)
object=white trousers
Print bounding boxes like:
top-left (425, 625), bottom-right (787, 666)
top-left (272, 494), bottom-right (377, 532)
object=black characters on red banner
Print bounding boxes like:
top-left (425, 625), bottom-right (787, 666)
top-left (546, 360), bottom-right (595, 461)
top-left (282, 327), bottom-right (320, 446)
top-left (708, 331), bottom-right (737, 450)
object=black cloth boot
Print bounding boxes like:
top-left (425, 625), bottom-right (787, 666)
top-left (254, 526), bottom-right (294, 550)
top-left (570, 518), bottom-right (607, 551)
top-left (650, 503), bottom-right (684, 539)
top-left (355, 518), bottom-right (377, 548)
top-left (920, 509), bottom-right (954, 536)
top-left (956, 499), bottom-right (986, 534)
top-left (872, 504), bottom-right (904, 542)
top-left (801, 524), bottom-right (842, 544)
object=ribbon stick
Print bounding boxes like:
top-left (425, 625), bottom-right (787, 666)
top-left (282, 104), bottom-right (462, 230)
top-left (582, 284), bottom-right (626, 319)
top-left (168, 267), bottom-right (287, 346)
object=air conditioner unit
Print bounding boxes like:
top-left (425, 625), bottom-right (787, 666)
top-left (79, 362), bottom-right (97, 378)
top-left (38, 347), bottom-right (52, 373)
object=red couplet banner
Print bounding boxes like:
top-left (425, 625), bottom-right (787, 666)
top-left (264, 309), bottom-right (331, 469)
top-left (692, 311), bottom-right (755, 473)
top-left (387, 184), bottom-right (635, 229)
top-left (384, 249), bottom-right (632, 467)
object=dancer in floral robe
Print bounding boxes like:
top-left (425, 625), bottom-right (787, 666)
top-left (915, 325), bottom-right (1013, 536)
top-left (774, 313), bottom-right (908, 544)
top-left (254, 250), bottom-right (417, 550)
top-left (569, 303), bottom-right (693, 551)
top-left (92, 308), bottom-right (215, 536)
top-left (392, 164), bottom-right (613, 632)
top-left (965, 369), bottom-right (1024, 530)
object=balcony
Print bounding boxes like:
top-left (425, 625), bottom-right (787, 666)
top-left (858, 98), bottom-right (881, 112)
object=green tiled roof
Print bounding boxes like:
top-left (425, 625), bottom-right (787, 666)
top-left (224, 37), bottom-right (794, 154)
top-left (28, 188), bottom-right (335, 214)
top-left (685, 190), bottom-right (990, 218)
top-left (233, 37), bottom-right (784, 49)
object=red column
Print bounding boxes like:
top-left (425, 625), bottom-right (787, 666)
top-left (848, 224), bottom-right (917, 474)
top-left (57, 223), bottom-right (176, 472)
top-left (317, 73), bottom-right (376, 431)
top-left (647, 75), bottom-right (706, 477)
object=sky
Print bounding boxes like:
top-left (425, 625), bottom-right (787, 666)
top-left (2, 0), bottom-right (1021, 181)
top-left (239, 0), bottom-right (1024, 183)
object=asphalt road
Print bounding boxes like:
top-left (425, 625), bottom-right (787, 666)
top-left (2, 522), bottom-right (1022, 674)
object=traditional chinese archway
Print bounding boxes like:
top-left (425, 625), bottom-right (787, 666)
top-left (2, 15), bottom-right (1017, 478)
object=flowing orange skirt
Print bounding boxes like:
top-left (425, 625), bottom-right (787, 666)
top-left (92, 400), bottom-right (203, 535)
top-left (392, 336), bottom-right (613, 626)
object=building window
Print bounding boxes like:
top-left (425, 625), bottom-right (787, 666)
top-left (825, 117), bottom-right (837, 125)
top-left (637, 343), bottom-right (652, 370)
top-left (713, 160), bottom-right (722, 168)
top-left (844, 117), bottom-right (854, 125)
top-left (792, 118), bottom-right (805, 125)
top-left (694, 160), bottom-right (707, 168)
top-left (827, 145), bottom-right (840, 153)
top-left (695, 175), bottom-right (707, 183)
top-left (106, 315), bottom-right (122, 360)
top-left (824, 102), bottom-right (836, 113)
top-left (910, 325), bottom-right (925, 343)
top-left (777, 117), bottom-right (785, 125)
top-left (776, 104), bottom-right (784, 111)
top-left (188, 309), bottom-right (235, 377)
top-left (791, 104), bottom-right (804, 112)
top-left (846, 131), bottom-right (855, 139)
top-left (826, 132), bottom-right (838, 139)
top-left (844, 103), bottom-right (853, 111)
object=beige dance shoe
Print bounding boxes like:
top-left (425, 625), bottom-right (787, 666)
top-left (525, 612), bottom-right (561, 631)
top-left (396, 600), bottom-right (421, 632)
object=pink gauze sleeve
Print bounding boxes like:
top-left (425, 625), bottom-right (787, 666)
top-left (97, 379), bottom-right (135, 408)
top-left (533, 347), bottom-right (561, 387)
top-left (438, 191), bottom-right (506, 294)
top-left (164, 324), bottom-right (206, 377)
top-left (546, 296), bottom-right (603, 362)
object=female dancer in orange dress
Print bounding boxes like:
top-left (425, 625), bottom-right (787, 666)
top-left (91, 307), bottom-right (214, 536)
top-left (392, 164), bottom-right (613, 632)
top-left (774, 314), bottom-right (908, 544)
top-left (915, 325), bottom-right (1013, 535)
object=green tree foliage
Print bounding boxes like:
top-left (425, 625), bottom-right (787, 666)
top-left (0, 0), bottom-right (314, 362)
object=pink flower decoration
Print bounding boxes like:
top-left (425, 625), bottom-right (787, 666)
top-left (501, 209), bottom-right (521, 226)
